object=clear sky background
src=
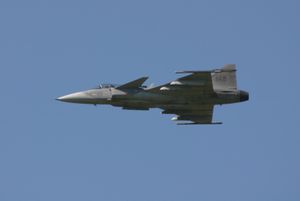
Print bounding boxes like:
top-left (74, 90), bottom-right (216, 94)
top-left (0, 0), bottom-right (299, 201)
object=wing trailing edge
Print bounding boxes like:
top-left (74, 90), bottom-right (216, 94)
top-left (177, 122), bottom-right (222, 125)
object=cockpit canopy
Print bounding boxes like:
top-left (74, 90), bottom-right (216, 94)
top-left (94, 83), bottom-right (148, 89)
top-left (98, 84), bottom-right (119, 89)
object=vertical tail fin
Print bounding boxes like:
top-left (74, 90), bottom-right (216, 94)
top-left (212, 64), bottom-right (237, 91)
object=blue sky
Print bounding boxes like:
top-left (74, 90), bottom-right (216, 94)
top-left (0, 0), bottom-right (299, 200)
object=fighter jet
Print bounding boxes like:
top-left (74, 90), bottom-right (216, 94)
top-left (57, 64), bottom-right (249, 125)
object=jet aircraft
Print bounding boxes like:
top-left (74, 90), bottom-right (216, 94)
top-left (57, 64), bottom-right (249, 125)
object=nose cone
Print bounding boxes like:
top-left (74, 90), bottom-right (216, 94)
top-left (240, 90), bottom-right (249, 102)
top-left (56, 91), bottom-right (91, 103)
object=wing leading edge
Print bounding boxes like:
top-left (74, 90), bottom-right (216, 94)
top-left (146, 71), bottom-right (213, 93)
top-left (147, 64), bottom-right (237, 93)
